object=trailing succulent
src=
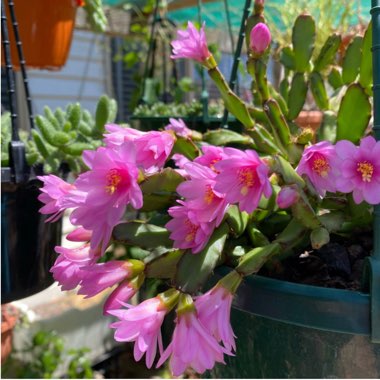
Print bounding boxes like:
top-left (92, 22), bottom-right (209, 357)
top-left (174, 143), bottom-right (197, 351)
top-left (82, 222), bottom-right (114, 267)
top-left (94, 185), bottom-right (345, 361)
top-left (35, 3), bottom-right (377, 378)
top-left (1, 95), bottom-right (117, 175)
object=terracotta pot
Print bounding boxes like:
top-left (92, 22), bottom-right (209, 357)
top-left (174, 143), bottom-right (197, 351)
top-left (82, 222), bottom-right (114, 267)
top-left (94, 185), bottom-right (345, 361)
top-left (2, 0), bottom-right (77, 70)
top-left (295, 110), bottom-right (323, 131)
top-left (1, 304), bottom-right (19, 363)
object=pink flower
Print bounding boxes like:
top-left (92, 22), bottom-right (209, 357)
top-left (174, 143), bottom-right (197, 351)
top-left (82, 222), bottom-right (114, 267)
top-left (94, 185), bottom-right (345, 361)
top-left (178, 162), bottom-right (228, 226)
top-left (70, 143), bottom-right (142, 252)
top-left (166, 201), bottom-right (216, 253)
top-left (214, 148), bottom-right (272, 214)
top-left (195, 145), bottom-right (228, 173)
top-left (109, 297), bottom-right (167, 368)
top-left (103, 278), bottom-right (141, 315)
top-left (51, 244), bottom-right (96, 291)
top-left (171, 22), bottom-right (212, 65)
top-left (66, 227), bottom-right (92, 242)
top-left (250, 23), bottom-right (271, 55)
top-left (165, 118), bottom-right (192, 138)
top-left (335, 136), bottom-right (380, 205)
top-left (276, 186), bottom-right (300, 209)
top-left (296, 141), bottom-right (339, 197)
top-left (134, 131), bottom-right (175, 172)
top-left (172, 153), bottom-right (191, 169)
top-left (37, 175), bottom-right (76, 222)
top-left (104, 125), bottom-right (175, 172)
top-left (157, 298), bottom-right (228, 376)
top-left (195, 285), bottom-right (236, 352)
top-left (103, 124), bottom-right (144, 148)
top-left (78, 260), bottom-right (142, 298)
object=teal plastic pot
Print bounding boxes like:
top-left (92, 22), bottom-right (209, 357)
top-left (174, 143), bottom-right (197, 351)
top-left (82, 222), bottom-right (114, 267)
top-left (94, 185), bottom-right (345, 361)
top-left (208, 268), bottom-right (380, 378)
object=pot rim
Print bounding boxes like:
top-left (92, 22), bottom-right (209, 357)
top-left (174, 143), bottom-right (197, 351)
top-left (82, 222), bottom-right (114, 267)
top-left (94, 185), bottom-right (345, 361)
top-left (214, 266), bottom-right (370, 336)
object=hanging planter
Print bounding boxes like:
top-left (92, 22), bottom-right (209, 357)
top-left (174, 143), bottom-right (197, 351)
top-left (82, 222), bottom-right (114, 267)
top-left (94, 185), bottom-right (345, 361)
top-left (1, 0), bottom-right (77, 70)
top-left (1, 179), bottom-right (63, 303)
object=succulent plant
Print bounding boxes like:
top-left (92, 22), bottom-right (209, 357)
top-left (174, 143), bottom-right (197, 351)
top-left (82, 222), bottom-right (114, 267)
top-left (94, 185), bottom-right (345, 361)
top-left (1, 95), bottom-right (117, 175)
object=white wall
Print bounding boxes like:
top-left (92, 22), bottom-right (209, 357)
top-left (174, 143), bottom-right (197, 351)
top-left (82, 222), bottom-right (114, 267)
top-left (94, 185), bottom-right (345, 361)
top-left (16, 29), bottom-right (112, 125)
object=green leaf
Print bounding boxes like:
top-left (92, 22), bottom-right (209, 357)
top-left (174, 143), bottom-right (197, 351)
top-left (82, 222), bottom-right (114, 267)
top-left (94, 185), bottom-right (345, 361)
top-left (203, 129), bottom-right (253, 146)
top-left (292, 14), bottom-right (316, 73)
top-left (280, 46), bottom-right (296, 70)
top-left (225, 205), bottom-right (248, 237)
top-left (313, 33), bottom-right (341, 72)
top-left (291, 191), bottom-right (321, 229)
top-left (52, 131), bottom-right (71, 146)
top-left (359, 22), bottom-right (372, 89)
top-left (145, 249), bottom-right (184, 279)
top-left (171, 136), bottom-right (200, 160)
top-left (68, 103), bottom-right (82, 130)
top-left (62, 142), bottom-right (92, 156)
top-left (208, 67), bottom-right (254, 128)
top-left (141, 168), bottom-right (184, 194)
top-left (310, 71), bottom-right (329, 110)
top-left (94, 95), bottom-right (110, 137)
top-left (272, 156), bottom-right (305, 187)
top-left (328, 66), bottom-right (344, 90)
top-left (175, 223), bottom-right (229, 293)
top-left (319, 211), bottom-right (345, 232)
top-left (236, 243), bottom-right (281, 276)
top-left (140, 168), bottom-right (185, 212)
top-left (310, 227), bottom-right (330, 249)
top-left (317, 110), bottom-right (337, 143)
top-left (336, 83), bottom-right (371, 143)
top-left (342, 36), bottom-right (363, 85)
top-left (112, 222), bottom-right (173, 249)
top-left (287, 72), bottom-right (308, 120)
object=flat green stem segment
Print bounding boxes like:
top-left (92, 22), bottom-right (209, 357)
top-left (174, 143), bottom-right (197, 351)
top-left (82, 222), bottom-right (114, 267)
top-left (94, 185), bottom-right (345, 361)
top-left (236, 243), bottom-right (281, 276)
top-left (218, 270), bottom-right (243, 294)
top-left (292, 14), bottom-right (315, 73)
top-left (175, 223), bottom-right (229, 294)
top-left (336, 83), bottom-right (371, 143)
top-left (208, 67), bottom-right (254, 128)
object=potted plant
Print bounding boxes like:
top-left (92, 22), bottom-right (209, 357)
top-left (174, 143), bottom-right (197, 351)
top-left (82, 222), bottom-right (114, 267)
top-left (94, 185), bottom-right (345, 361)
top-left (1, 95), bottom-right (117, 303)
top-left (1, 304), bottom-right (19, 363)
top-left (1, 0), bottom-right (107, 70)
top-left (35, 0), bottom-right (379, 378)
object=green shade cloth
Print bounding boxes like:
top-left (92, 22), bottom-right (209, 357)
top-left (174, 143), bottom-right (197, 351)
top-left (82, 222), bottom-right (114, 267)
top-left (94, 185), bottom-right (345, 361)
top-left (104, 0), bottom-right (370, 29)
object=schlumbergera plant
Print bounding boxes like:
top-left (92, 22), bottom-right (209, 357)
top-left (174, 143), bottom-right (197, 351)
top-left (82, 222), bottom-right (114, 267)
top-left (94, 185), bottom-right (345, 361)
top-left (37, 2), bottom-right (379, 377)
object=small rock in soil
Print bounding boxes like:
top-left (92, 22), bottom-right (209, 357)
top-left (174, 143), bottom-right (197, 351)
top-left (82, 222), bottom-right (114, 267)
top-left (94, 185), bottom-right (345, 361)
top-left (347, 244), bottom-right (366, 264)
top-left (314, 243), bottom-right (352, 279)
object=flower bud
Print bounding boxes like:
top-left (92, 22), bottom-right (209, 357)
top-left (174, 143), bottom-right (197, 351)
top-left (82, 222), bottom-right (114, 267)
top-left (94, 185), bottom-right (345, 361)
top-left (276, 186), bottom-right (300, 209)
top-left (249, 23), bottom-right (271, 56)
top-left (66, 227), bottom-right (92, 242)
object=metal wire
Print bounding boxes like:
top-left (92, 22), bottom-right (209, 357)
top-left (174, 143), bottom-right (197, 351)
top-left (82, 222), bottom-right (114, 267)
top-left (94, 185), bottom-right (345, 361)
top-left (7, 0), bottom-right (35, 130)
top-left (221, 0), bottom-right (252, 128)
top-left (1, 0), bottom-right (19, 142)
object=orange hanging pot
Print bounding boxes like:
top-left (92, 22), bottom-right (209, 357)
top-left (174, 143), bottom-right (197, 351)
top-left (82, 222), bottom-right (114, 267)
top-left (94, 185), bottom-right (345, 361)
top-left (2, 0), bottom-right (77, 70)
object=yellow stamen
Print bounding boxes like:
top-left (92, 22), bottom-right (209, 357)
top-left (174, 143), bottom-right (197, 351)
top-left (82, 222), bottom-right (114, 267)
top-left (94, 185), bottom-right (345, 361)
top-left (357, 161), bottom-right (374, 182)
top-left (210, 158), bottom-right (220, 173)
top-left (105, 168), bottom-right (122, 194)
top-left (204, 185), bottom-right (215, 205)
top-left (312, 156), bottom-right (330, 178)
top-left (238, 168), bottom-right (255, 195)
top-left (185, 219), bottom-right (198, 242)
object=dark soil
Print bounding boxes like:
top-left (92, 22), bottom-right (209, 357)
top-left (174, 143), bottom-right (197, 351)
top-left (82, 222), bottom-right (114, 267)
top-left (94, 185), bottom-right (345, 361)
top-left (259, 232), bottom-right (373, 291)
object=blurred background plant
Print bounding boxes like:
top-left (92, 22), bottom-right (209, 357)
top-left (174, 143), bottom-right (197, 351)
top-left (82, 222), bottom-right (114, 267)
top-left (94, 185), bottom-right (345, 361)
top-left (1, 95), bottom-right (117, 176)
top-left (2, 330), bottom-right (93, 379)
top-left (265, 0), bottom-right (364, 57)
